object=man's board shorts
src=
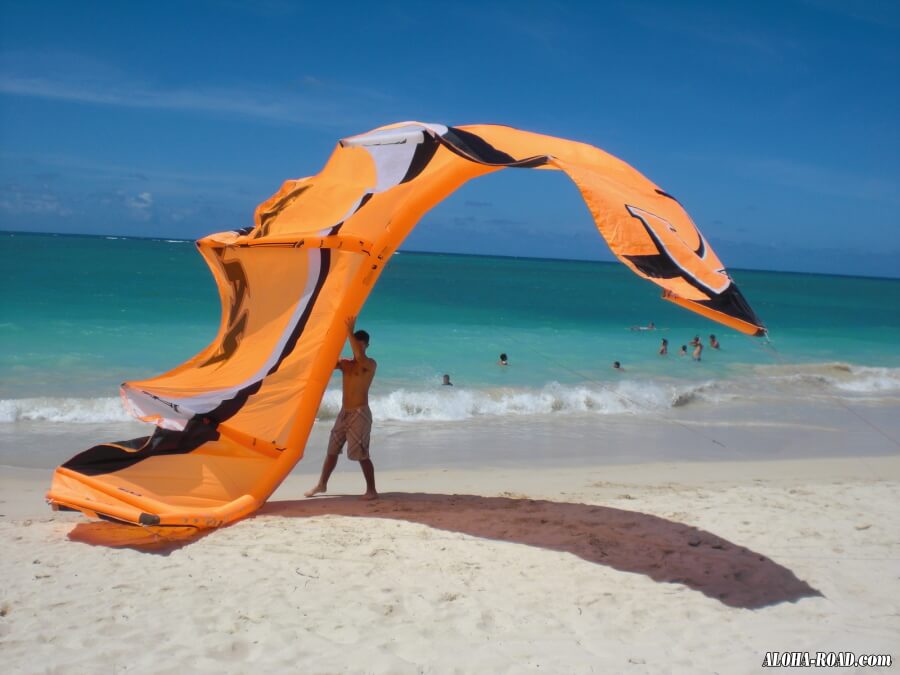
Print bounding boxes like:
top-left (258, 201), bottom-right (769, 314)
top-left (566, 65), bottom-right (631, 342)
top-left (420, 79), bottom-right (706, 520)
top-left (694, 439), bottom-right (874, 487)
top-left (327, 405), bottom-right (372, 461)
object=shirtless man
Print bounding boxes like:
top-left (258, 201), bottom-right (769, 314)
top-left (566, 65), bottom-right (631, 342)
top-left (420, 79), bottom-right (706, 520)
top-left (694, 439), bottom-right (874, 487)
top-left (305, 316), bottom-right (378, 500)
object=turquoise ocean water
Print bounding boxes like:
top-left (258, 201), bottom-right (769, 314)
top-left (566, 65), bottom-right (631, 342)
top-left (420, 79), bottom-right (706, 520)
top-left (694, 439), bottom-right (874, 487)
top-left (2, 231), bottom-right (899, 424)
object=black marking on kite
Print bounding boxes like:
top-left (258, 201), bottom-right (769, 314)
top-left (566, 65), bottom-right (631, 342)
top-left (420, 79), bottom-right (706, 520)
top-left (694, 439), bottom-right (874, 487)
top-left (401, 134), bottom-right (440, 183)
top-left (650, 191), bottom-right (705, 259)
top-left (201, 258), bottom-right (250, 368)
top-left (650, 190), bottom-right (706, 259)
top-left (625, 207), bottom-right (764, 330)
top-left (139, 391), bottom-right (180, 413)
top-left (694, 284), bottom-right (766, 334)
top-left (233, 226), bottom-right (255, 236)
top-left (441, 127), bottom-right (549, 168)
top-left (328, 192), bottom-right (373, 236)
top-left (695, 235), bottom-right (706, 260)
top-left (238, 242), bottom-right (295, 249)
top-left (61, 421), bottom-right (219, 476)
top-left (222, 260), bottom-right (249, 325)
top-left (444, 127), bottom-right (516, 163)
top-left (356, 192), bottom-right (374, 211)
top-left (97, 512), bottom-right (136, 525)
top-left (648, 191), bottom-right (706, 258)
top-left (85, 246), bottom-right (334, 474)
top-left (625, 206), bottom-right (721, 299)
top-left (203, 312), bottom-right (248, 367)
top-left (203, 247), bottom-right (332, 423)
top-left (624, 252), bottom-right (685, 281)
top-left (256, 184), bottom-right (312, 238)
top-left (654, 189), bottom-right (682, 204)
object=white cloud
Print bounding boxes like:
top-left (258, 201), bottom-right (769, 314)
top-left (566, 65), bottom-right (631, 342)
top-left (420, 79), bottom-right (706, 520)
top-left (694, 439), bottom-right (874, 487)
top-left (0, 51), bottom-right (394, 128)
top-left (131, 192), bottom-right (153, 208)
top-left (0, 184), bottom-right (72, 216)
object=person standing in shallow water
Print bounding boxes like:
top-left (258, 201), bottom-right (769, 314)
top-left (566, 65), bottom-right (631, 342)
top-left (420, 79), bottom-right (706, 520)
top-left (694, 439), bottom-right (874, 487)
top-left (659, 338), bottom-right (668, 355)
top-left (305, 316), bottom-right (378, 501)
top-left (690, 336), bottom-right (703, 362)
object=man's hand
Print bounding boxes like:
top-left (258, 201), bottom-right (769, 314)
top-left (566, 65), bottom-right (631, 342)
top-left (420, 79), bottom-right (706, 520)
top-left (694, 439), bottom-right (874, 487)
top-left (346, 315), bottom-right (356, 336)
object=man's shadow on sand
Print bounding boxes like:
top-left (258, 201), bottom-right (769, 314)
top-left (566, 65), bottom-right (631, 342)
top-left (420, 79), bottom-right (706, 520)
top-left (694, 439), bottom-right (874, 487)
top-left (69, 491), bottom-right (820, 610)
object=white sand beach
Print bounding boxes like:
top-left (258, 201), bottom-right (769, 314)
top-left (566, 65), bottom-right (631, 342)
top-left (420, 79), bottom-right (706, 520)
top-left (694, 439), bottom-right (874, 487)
top-left (2, 440), bottom-right (898, 674)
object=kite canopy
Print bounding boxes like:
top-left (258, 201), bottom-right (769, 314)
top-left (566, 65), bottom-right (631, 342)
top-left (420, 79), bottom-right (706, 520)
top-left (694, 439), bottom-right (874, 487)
top-left (47, 122), bottom-right (765, 529)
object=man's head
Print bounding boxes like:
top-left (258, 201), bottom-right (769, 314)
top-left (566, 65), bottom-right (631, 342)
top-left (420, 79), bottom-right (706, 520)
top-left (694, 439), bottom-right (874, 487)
top-left (354, 329), bottom-right (370, 347)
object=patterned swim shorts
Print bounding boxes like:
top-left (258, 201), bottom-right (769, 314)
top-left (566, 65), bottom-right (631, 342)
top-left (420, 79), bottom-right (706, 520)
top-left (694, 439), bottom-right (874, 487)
top-left (327, 406), bottom-right (372, 461)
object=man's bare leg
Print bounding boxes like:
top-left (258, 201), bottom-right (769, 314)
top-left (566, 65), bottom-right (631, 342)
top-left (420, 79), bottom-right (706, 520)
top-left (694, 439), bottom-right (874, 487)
top-left (359, 458), bottom-right (377, 500)
top-left (305, 454), bottom-right (338, 497)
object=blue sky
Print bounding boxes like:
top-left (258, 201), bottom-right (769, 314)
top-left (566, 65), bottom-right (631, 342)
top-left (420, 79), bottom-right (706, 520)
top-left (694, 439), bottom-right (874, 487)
top-left (1, 0), bottom-right (898, 276)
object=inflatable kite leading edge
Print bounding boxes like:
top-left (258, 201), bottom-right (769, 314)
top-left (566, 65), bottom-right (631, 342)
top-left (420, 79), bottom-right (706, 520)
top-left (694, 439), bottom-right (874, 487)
top-left (46, 122), bottom-right (766, 529)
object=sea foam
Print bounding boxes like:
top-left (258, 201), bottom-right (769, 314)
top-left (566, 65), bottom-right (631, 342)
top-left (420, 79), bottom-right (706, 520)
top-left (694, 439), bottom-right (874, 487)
top-left (316, 379), bottom-right (729, 422)
top-left (2, 364), bottom-right (896, 425)
top-left (0, 397), bottom-right (132, 424)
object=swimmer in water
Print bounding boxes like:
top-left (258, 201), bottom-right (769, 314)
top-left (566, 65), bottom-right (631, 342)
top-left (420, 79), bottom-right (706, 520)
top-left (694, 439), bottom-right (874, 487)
top-left (690, 336), bottom-right (703, 362)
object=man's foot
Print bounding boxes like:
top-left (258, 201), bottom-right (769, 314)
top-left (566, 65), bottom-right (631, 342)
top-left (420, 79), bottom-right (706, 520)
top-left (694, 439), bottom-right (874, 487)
top-left (360, 490), bottom-right (378, 501)
top-left (304, 484), bottom-right (327, 498)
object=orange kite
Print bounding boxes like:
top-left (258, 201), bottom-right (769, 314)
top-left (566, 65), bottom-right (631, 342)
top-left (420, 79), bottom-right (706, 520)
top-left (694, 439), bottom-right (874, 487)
top-left (47, 122), bottom-right (766, 529)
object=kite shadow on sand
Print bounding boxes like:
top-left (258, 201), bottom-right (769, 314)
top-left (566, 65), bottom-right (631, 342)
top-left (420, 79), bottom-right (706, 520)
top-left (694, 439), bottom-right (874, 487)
top-left (68, 492), bottom-right (819, 610)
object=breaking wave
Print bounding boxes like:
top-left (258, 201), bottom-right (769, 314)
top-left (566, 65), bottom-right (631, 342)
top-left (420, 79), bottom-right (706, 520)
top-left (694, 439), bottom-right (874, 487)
top-left (2, 363), bottom-right (897, 425)
top-left (0, 397), bottom-right (132, 424)
top-left (752, 363), bottom-right (900, 394)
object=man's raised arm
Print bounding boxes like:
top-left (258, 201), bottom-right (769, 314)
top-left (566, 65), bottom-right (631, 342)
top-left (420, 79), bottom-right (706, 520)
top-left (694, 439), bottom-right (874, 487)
top-left (346, 315), bottom-right (364, 360)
